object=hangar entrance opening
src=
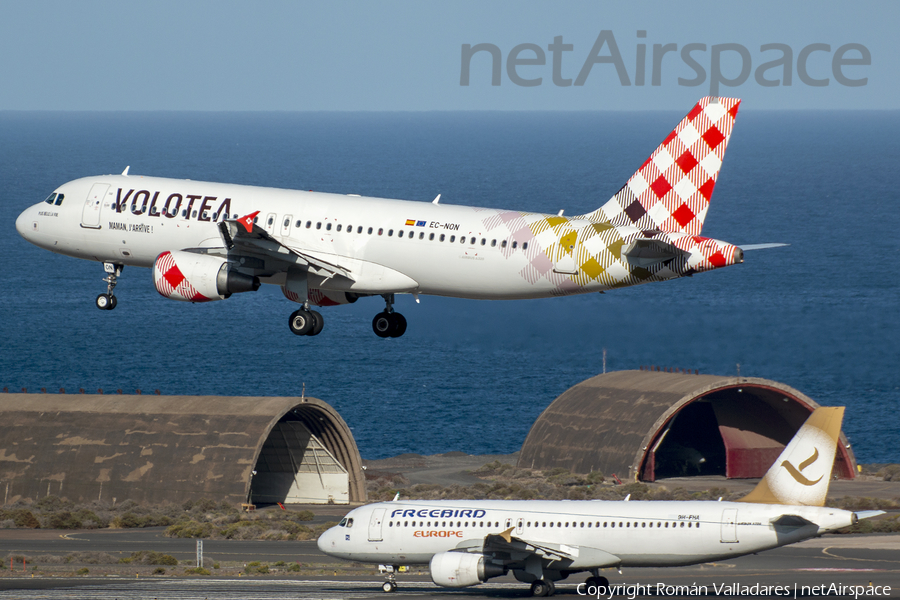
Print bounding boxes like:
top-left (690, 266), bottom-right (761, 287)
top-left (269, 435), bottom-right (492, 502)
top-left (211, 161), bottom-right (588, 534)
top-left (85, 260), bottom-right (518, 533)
top-left (250, 417), bottom-right (349, 505)
top-left (650, 402), bottom-right (726, 478)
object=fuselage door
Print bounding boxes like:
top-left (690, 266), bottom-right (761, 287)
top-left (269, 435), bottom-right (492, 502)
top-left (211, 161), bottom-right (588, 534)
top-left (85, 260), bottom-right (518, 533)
top-left (720, 508), bottom-right (738, 543)
top-left (368, 508), bottom-right (385, 542)
top-left (81, 183), bottom-right (109, 229)
top-left (281, 214), bottom-right (293, 238)
top-left (553, 225), bottom-right (579, 274)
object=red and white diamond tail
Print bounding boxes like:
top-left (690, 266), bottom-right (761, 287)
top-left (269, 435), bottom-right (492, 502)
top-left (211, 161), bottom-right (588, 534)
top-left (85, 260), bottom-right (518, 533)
top-left (585, 97), bottom-right (740, 236)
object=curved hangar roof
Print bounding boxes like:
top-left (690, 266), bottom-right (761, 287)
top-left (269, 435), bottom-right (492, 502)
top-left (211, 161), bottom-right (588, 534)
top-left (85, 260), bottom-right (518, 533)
top-left (518, 370), bottom-right (857, 482)
top-left (0, 394), bottom-right (365, 505)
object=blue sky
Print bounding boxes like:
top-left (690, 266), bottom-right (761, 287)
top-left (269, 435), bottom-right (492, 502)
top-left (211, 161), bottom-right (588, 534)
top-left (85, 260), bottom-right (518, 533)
top-left (1, 1), bottom-right (896, 111)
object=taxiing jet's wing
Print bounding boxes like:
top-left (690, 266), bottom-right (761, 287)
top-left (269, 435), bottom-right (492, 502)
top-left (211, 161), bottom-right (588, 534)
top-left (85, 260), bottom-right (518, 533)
top-left (459, 528), bottom-right (619, 570)
top-left (218, 212), bottom-right (354, 280)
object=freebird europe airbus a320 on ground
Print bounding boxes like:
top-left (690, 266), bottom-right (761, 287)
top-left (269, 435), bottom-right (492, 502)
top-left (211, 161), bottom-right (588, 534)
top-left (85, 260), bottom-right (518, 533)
top-left (17, 97), bottom-right (775, 338)
top-left (318, 407), bottom-right (882, 596)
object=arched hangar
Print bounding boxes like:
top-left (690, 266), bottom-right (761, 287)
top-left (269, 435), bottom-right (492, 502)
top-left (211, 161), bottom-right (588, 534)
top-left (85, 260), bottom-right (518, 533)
top-left (0, 393), bottom-right (365, 506)
top-left (518, 370), bottom-right (857, 482)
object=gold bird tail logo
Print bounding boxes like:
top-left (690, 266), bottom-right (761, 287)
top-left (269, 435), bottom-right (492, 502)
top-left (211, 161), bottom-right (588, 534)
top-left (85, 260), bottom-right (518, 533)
top-left (780, 447), bottom-right (822, 486)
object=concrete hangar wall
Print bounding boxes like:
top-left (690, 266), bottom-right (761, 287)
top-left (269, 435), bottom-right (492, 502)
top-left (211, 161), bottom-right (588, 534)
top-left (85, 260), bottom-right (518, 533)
top-left (0, 394), bottom-right (366, 506)
top-left (519, 370), bottom-right (858, 482)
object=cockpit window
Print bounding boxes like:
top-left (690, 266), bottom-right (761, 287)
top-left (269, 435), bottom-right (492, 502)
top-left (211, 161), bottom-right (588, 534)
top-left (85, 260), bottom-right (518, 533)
top-left (55, 194), bottom-right (64, 205)
top-left (347, 518), bottom-right (353, 528)
top-left (339, 517), bottom-right (347, 527)
top-left (44, 193), bottom-right (57, 204)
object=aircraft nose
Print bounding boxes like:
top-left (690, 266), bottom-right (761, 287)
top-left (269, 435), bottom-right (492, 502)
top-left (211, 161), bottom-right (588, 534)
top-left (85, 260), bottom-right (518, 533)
top-left (317, 526), bottom-right (338, 554)
top-left (15, 206), bottom-right (35, 240)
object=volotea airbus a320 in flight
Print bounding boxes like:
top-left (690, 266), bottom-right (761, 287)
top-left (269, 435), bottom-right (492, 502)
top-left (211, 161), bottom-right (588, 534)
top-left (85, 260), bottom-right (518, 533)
top-left (17, 97), bottom-right (769, 338)
top-left (318, 407), bottom-right (881, 596)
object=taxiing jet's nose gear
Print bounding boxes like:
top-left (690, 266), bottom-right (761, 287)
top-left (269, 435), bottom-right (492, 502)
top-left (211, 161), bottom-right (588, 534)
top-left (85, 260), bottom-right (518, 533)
top-left (372, 294), bottom-right (407, 338)
top-left (288, 308), bottom-right (323, 336)
top-left (96, 262), bottom-right (123, 310)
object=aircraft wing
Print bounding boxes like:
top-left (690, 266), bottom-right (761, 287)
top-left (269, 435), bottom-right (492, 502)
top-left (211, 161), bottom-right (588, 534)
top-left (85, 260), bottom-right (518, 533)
top-left (219, 212), bottom-right (354, 281)
top-left (457, 528), bottom-right (620, 570)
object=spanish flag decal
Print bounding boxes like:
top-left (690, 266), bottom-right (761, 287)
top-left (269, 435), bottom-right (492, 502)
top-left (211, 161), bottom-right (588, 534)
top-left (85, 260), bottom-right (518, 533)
top-left (405, 219), bottom-right (416, 226)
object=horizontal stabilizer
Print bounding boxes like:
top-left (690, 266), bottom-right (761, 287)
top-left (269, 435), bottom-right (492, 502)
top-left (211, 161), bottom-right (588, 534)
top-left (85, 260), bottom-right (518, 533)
top-left (770, 514), bottom-right (815, 529)
top-left (622, 239), bottom-right (688, 268)
top-left (855, 510), bottom-right (886, 521)
top-left (739, 243), bottom-right (789, 251)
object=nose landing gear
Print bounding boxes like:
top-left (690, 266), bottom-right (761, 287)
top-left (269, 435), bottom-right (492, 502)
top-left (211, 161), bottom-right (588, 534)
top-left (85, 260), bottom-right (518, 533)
top-left (96, 262), bottom-right (123, 310)
top-left (372, 294), bottom-right (407, 338)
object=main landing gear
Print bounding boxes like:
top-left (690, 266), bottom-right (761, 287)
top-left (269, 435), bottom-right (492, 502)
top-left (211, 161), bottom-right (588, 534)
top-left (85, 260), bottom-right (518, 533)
top-left (530, 579), bottom-right (556, 597)
top-left (372, 294), bottom-right (407, 338)
top-left (95, 262), bottom-right (123, 310)
top-left (288, 306), bottom-right (324, 336)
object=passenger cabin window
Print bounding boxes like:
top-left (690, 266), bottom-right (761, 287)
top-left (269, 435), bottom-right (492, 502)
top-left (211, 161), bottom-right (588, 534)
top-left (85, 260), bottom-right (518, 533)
top-left (267, 217), bottom-right (274, 225)
top-left (358, 226), bottom-right (364, 233)
top-left (316, 222), bottom-right (322, 230)
top-left (306, 221), bottom-right (312, 228)
top-left (326, 223), bottom-right (332, 231)
top-left (284, 218), bottom-right (290, 227)
top-left (296, 220), bottom-right (302, 227)
top-left (523, 242), bottom-right (529, 249)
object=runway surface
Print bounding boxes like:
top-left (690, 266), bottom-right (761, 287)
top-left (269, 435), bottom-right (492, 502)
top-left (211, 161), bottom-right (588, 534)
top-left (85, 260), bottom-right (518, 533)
top-left (0, 530), bottom-right (897, 598)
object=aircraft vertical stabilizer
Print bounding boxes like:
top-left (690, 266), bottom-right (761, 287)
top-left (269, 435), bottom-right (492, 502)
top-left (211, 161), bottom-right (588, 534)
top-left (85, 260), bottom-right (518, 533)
top-left (583, 96), bottom-right (740, 235)
top-left (738, 407), bottom-right (844, 507)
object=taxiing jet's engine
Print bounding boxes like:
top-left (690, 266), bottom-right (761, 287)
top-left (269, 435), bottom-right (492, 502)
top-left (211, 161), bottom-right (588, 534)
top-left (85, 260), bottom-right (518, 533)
top-left (429, 552), bottom-right (504, 588)
top-left (282, 286), bottom-right (360, 307)
top-left (153, 250), bottom-right (260, 302)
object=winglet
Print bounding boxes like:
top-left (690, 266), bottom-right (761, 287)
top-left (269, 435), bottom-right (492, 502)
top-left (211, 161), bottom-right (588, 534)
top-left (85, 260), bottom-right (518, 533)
top-left (122, 166), bottom-right (130, 176)
top-left (236, 211), bottom-right (259, 233)
top-left (499, 526), bottom-right (514, 543)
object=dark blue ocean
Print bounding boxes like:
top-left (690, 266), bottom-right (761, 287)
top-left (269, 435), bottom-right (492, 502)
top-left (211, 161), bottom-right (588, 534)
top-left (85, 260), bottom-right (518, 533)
top-left (1, 110), bottom-right (897, 464)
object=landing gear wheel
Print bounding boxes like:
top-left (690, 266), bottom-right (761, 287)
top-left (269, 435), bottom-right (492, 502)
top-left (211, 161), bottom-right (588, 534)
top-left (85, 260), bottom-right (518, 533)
top-left (381, 581), bottom-right (397, 593)
top-left (288, 310), bottom-right (315, 336)
top-left (108, 295), bottom-right (117, 310)
top-left (389, 313), bottom-right (407, 338)
top-left (96, 293), bottom-right (113, 310)
top-left (586, 576), bottom-right (609, 590)
top-left (309, 310), bottom-right (324, 336)
top-left (372, 312), bottom-right (394, 338)
top-left (530, 579), bottom-right (554, 597)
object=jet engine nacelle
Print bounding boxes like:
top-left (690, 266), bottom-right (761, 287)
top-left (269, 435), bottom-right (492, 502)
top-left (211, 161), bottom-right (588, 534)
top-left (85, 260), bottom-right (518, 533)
top-left (429, 552), bottom-right (504, 588)
top-left (153, 250), bottom-right (260, 302)
top-left (282, 286), bottom-right (360, 307)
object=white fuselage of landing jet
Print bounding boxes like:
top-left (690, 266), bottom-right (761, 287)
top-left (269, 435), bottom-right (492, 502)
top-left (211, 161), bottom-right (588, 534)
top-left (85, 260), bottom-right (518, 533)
top-left (15, 175), bottom-right (740, 299)
top-left (318, 499), bottom-right (853, 568)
